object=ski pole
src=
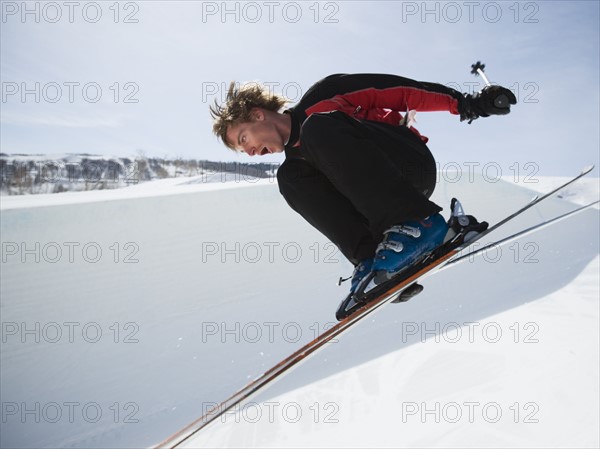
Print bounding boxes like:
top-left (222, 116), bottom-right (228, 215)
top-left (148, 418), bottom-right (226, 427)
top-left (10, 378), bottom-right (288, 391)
top-left (470, 61), bottom-right (510, 108)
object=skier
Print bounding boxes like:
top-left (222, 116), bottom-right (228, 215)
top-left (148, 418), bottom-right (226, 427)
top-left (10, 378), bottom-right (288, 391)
top-left (210, 73), bottom-right (516, 296)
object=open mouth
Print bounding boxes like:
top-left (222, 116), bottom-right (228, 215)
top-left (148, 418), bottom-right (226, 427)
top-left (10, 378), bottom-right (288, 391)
top-left (260, 147), bottom-right (269, 156)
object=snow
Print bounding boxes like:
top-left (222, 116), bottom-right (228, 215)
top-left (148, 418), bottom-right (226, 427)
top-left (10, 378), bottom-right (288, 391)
top-left (0, 173), bottom-right (598, 448)
top-left (0, 175), bottom-right (276, 209)
top-left (501, 175), bottom-right (600, 206)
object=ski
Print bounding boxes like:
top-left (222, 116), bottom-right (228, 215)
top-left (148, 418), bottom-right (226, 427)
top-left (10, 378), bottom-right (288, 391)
top-left (156, 166), bottom-right (595, 448)
top-left (378, 200), bottom-right (600, 304)
top-left (444, 199), bottom-right (599, 267)
top-left (336, 165), bottom-right (595, 319)
top-left (449, 165), bottom-right (595, 254)
top-left (385, 198), bottom-right (599, 305)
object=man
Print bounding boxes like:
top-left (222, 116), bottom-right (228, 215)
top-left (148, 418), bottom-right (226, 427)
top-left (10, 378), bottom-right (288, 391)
top-left (210, 73), bottom-right (516, 295)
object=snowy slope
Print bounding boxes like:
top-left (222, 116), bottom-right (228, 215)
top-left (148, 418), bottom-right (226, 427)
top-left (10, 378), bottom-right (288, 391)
top-left (0, 174), bottom-right (598, 448)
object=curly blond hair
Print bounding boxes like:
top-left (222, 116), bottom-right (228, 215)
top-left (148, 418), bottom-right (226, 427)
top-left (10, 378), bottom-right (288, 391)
top-left (210, 82), bottom-right (288, 150)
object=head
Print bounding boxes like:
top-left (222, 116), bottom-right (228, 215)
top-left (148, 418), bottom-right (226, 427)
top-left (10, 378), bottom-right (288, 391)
top-left (210, 82), bottom-right (290, 156)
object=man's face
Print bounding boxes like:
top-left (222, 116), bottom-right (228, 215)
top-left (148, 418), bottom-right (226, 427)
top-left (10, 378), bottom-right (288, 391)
top-left (225, 110), bottom-right (285, 157)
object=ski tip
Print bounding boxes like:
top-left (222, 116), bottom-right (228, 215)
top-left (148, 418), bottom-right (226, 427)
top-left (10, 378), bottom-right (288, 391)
top-left (581, 165), bottom-right (595, 175)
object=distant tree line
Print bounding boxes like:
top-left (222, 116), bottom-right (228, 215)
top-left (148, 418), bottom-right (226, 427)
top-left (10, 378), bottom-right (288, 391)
top-left (0, 154), bottom-right (280, 195)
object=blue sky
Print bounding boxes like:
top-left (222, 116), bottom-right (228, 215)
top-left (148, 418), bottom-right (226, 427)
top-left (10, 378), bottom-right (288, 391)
top-left (1, 1), bottom-right (599, 175)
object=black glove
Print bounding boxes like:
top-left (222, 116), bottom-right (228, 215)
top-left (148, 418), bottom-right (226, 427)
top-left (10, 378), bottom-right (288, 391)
top-left (460, 85), bottom-right (517, 123)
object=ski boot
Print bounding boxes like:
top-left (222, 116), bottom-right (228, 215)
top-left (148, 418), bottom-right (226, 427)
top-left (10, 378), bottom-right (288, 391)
top-left (336, 257), bottom-right (374, 320)
top-left (338, 257), bottom-right (374, 296)
top-left (372, 212), bottom-right (449, 285)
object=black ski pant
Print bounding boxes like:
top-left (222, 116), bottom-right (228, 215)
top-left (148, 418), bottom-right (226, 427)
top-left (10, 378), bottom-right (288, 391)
top-left (277, 111), bottom-right (441, 266)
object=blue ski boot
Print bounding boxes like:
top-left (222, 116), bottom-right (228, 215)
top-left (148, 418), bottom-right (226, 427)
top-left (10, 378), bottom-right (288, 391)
top-left (372, 213), bottom-right (449, 284)
top-left (348, 257), bottom-right (374, 295)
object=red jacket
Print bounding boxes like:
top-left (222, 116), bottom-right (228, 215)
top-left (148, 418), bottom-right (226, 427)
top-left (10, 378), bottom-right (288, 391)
top-left (285, 74), bottom-right (464, 147)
